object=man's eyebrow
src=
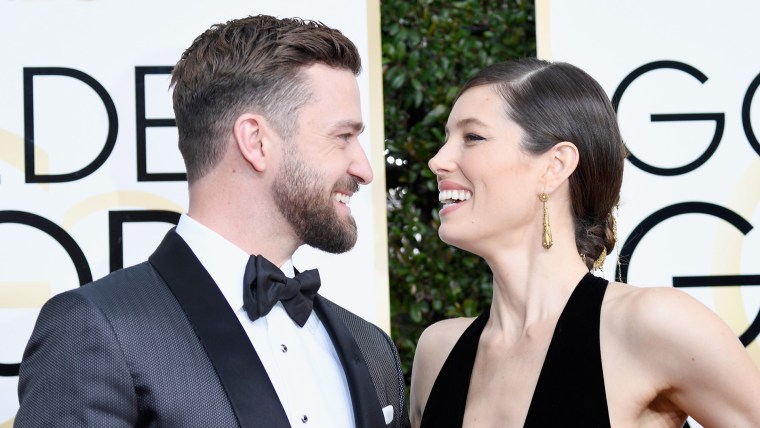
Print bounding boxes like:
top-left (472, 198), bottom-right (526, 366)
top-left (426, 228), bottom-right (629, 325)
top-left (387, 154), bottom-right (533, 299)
top-left (330, 120), bottom-right (365, 134)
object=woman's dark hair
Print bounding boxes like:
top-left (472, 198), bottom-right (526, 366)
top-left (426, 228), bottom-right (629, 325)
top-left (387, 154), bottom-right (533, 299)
top-left (457, 58), bottom-right (626, 268)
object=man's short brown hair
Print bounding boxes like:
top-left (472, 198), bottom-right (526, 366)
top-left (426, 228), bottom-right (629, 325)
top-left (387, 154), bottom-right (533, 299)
top-left (171, 15), bottom-right (362, 182)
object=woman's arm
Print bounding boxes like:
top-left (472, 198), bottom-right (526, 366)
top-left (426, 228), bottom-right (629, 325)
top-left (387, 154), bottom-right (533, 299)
top-left (626, 286), bottom-right (760, 427)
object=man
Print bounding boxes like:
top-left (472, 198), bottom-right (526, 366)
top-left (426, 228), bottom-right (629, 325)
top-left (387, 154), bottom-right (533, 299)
top-left (17, 15), bottom-right (408, 427)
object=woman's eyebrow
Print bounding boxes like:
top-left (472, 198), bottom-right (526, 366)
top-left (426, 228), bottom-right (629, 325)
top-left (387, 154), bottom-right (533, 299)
top-left (445, 117), bottom-right (489, 135)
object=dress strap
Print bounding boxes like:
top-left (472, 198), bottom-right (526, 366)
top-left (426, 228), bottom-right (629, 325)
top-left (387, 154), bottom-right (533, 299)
top-left (524, 272), bottom-right (611, 427)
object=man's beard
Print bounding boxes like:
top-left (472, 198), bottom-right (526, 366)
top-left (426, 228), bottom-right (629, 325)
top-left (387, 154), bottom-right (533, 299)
top-left (272, 145), bottom-right (359, 254)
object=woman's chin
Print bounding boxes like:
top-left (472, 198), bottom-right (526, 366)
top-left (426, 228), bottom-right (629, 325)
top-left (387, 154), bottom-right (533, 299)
top-left (438, 229), bottom-right (474, 252)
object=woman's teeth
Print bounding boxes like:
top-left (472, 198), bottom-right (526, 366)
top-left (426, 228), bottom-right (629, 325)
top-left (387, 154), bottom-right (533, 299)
top-left (438, 189), bottom-right (472, 204)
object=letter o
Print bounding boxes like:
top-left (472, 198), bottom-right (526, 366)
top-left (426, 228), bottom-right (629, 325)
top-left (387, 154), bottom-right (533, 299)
top-left (0, 211), bottom-right (92, 377)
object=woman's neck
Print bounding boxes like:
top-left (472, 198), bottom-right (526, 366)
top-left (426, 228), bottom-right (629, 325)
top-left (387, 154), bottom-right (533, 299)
top-left (483, 242), bottom-right (589, 337)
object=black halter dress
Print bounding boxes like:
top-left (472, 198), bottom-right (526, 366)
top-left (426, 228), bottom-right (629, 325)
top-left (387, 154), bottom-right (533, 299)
top-left (420, 273), bottom-right (611, 427)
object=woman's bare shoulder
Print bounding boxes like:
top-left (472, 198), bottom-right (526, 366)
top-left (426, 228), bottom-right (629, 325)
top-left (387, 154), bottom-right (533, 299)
top-left (602, 282), bottom-right (740, 388)
top-left (602, 281), bottom-right (760, 425)
top-left (603, 281), bottom-right (714, 335)
top-left (410, 315), bottom-right (481, 427)
top-left (413, 316), bottom-right (479, 384)
top-left (418, 316), bottom-right (477, 351)
top-left (603, 282), bottom-right (707, 345)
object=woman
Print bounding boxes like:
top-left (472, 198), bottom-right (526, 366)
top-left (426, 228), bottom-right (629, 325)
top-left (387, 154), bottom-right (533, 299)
top-left (410, 58), bottom-right (760, 427)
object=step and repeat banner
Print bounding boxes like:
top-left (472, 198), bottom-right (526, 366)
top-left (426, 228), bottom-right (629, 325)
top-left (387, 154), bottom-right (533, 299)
top-left (0, 0), bottom-right (387, 423)
top-left (538, 1), bottom-right (760, 426)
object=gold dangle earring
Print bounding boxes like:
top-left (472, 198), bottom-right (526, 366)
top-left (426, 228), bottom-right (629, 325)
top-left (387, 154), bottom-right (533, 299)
top-left (592, 247), bottom-right (607, 270)
top-left (540, 192), bottom-right (553, 249)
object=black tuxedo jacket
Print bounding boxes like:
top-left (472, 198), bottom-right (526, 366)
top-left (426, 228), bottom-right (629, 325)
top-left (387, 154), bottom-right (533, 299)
top-left (16, 230), bottom-right (409, 427)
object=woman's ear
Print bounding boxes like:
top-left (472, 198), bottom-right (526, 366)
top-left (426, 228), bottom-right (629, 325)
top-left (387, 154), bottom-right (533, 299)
top-left (541, 141), bottom-right (579, 193)
top-left (233, 113), bottom-right (269, 172)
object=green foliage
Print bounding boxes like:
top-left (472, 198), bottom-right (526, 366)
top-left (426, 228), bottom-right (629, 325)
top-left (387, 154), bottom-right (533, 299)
top-left (381, 0), bottom-right (537, 387)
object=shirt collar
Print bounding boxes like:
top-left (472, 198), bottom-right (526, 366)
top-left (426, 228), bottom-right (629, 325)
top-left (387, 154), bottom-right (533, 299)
top-left (175, 214), bottom-right (294, 311)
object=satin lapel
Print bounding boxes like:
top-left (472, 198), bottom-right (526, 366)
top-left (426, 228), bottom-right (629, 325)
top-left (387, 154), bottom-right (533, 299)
top-left (149, 230), bottom-right (289, 428)
top-left (313, 296), bottom-right (386, 428)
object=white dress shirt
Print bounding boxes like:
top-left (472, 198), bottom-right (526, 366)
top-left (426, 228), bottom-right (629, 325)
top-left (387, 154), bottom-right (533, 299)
top-left (176, 214), bottom-right (355, 427)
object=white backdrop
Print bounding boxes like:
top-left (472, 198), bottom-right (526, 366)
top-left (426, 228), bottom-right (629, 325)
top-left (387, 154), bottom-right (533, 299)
top-left (538, 1), bottom-right (760, 426)
top-left (0, 1), bottom-right (388, 424)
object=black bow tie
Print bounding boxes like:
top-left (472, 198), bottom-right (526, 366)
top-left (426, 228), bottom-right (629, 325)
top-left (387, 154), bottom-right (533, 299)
top-left (242, 255), bottom-right (321, 327)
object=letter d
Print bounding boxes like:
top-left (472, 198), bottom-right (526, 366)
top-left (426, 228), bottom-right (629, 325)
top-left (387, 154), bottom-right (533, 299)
top-left (23, 67), bottom-right (118, 183)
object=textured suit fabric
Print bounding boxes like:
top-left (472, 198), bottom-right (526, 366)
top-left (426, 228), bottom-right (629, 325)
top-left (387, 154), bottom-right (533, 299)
top-left (17, 237), bottom-right (409, 427)
top-left (17, 262), bottom-right (238, 427)
top-left (319, 298), bottom-right (409, 428)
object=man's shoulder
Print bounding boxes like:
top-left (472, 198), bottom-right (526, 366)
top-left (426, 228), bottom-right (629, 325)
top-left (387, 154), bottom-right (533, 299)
top-left (47, 261), bottom-right (167, 310)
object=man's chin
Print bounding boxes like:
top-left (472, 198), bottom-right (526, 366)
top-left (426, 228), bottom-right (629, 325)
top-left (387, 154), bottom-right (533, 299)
top-left (307, 223), bottom-right (357, 254)
top-left (310, 238), bottom-right (356, 254)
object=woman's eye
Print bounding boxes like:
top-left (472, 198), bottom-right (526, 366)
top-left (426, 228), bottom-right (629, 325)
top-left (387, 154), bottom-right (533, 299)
top-left (464, 133), bottom-right (485, 143)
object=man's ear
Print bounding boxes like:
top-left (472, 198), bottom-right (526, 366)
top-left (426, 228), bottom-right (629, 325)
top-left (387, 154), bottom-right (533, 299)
top-left (233, 113), bottom-right (270, 172)
top-left (541, 141), bottom-right (579, 193)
